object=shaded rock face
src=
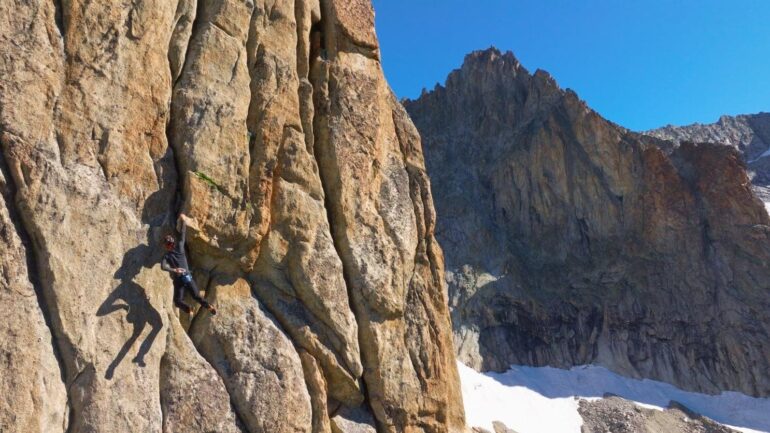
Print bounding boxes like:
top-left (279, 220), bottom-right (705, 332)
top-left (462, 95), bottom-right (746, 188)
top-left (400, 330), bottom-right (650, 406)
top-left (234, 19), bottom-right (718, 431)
top-left (646, 113), bottom-right (770, 199)
top-left (0, 1), bottom-right (464, 432)
top-left (404, 48), bottom-right (770, 397)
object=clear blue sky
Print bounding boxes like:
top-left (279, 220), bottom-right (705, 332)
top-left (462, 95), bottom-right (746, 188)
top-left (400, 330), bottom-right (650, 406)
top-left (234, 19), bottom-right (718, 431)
top-left (371, 0), bottom-right (770, 131)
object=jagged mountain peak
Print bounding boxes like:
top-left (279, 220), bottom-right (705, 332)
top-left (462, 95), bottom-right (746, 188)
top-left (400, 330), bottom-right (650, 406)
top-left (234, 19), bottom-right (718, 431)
top-left (406, 49), bottom-right (605, 151)
top-left (408, 48), bottom-right (585, 160)
top-left (461, 47), bottom-right (524, 70)
top-left (417, 47), bottom-right (558, 98)
top-left (406, 48), bottom-right (770, 400)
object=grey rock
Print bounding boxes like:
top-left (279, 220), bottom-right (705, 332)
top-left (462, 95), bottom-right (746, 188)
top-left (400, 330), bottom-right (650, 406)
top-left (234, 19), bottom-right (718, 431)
top-left (646, 113), bottom-right (770, 199)
top-left (405, 47), bottom-right (770, 397)
top-left (331, 405), bottom-right (378, 433)
top-left (579, 397), bottom-right (740, 433)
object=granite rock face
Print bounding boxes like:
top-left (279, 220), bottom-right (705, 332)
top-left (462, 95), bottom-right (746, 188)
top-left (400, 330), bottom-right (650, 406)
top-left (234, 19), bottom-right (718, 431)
top-left (0, 1), bottom-right (464, 432)
top-left (0, 159), bottom-right (67, 433)
top-left (405, 48), bottom-right (770, 397)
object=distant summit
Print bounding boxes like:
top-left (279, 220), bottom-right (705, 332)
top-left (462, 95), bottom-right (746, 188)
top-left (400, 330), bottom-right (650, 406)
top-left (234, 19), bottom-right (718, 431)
top-left (645, 113), bottom-right (770, 201)
top-left (406, 47), bottom-right (770, 399)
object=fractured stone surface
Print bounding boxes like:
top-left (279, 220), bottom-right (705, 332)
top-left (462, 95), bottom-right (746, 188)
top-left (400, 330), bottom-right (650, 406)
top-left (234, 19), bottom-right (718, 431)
top-left (0, 0), bottom-right (465, 432)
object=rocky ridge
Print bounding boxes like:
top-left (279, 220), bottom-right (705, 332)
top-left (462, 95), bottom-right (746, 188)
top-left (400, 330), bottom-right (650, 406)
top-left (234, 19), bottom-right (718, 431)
top-left (404, 48), bottom-right (770, 398)
top-left (0, 1), bottom-right (464, 432)
top-left (646, 113), bottom-right (770, 201)
top-left (645, 113), bottom-right (770, 161)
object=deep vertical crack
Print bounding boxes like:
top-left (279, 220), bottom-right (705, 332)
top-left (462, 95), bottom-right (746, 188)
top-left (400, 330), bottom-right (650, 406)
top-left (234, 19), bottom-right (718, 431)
top-left (307, 23), bottom-right (384, 433)
top-left (165, 0), bottom-right (202, 219)
top-left (245, 2), bottom-right (270, 217)
top-left (163, 4), bottom-right (263, 431)
top-left (160, 2), bottom-right (252, 429)
top-left (171, 0), bottom-right (203, 90)
top-left (159, 353), bottom-right (167, 433)
top-left (165, 0), bottom-right (206, 218)
top-left (163, 125), bottom-right (185, 219)
top-left (53, 0), bottom-right (65, 42)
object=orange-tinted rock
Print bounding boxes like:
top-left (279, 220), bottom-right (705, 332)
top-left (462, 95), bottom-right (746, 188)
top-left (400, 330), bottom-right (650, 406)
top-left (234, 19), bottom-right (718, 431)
top-left (0, 1), bottom-right (466, 431)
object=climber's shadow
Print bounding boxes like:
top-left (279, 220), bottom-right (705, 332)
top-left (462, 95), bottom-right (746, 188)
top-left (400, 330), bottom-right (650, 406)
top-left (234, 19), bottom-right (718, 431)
top-left (97, 243), bottom-right (162, 380)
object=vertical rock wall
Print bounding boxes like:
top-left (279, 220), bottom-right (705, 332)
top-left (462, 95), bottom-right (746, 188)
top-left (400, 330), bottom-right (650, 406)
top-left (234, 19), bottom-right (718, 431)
top-left (0, 1), bottom-right (465, 432)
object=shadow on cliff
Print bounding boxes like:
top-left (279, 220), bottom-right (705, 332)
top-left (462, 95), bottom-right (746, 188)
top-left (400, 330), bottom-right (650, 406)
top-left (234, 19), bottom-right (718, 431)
top-left (97, 243), bottom-right (163, 380)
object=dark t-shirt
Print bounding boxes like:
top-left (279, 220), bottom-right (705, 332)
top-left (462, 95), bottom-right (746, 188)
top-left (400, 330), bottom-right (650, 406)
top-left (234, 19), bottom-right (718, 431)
top-left (161, 223), bottom-right (189, 278)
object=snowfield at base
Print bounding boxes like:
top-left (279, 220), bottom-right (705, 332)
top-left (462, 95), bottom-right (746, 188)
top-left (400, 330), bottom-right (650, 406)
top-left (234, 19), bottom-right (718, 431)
top-left (458, 362), bottom-right (770, 433)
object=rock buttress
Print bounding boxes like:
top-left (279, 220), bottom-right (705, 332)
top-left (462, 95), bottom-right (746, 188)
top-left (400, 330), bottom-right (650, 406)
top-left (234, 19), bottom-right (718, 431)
top-left (1, 0), bottom-right (466, 432)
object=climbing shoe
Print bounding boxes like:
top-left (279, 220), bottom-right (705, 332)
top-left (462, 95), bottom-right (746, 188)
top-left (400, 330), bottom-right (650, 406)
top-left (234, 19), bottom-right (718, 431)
top-left (206, 304), bottom-right (217, 316)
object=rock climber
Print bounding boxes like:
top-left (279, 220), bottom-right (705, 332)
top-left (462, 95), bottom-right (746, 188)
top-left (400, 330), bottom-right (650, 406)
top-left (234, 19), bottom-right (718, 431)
top-left (161, 213), bottom-right (217, 316)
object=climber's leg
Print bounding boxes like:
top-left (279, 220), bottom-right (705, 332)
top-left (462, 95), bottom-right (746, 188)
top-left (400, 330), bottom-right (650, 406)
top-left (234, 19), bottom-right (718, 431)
top-left (173, 278), bottom-right (193, 314)
top-left (184, 277), bottom-right (216, 315)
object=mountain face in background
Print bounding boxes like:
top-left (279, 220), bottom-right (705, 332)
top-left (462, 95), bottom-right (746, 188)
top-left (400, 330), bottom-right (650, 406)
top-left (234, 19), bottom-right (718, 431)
top-left (404, 48), bottom-right (770, 398)
top-left (646, 114), bottom-right (770, 202)
top-left (0, 1), bottom-right (465, 432)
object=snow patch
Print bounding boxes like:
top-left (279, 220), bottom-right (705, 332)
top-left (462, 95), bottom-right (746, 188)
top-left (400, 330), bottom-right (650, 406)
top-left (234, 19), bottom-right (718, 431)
top-left (458, 362), bottom-right (770, 433)
top-left (459, 362), bottom-right (583, 433)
